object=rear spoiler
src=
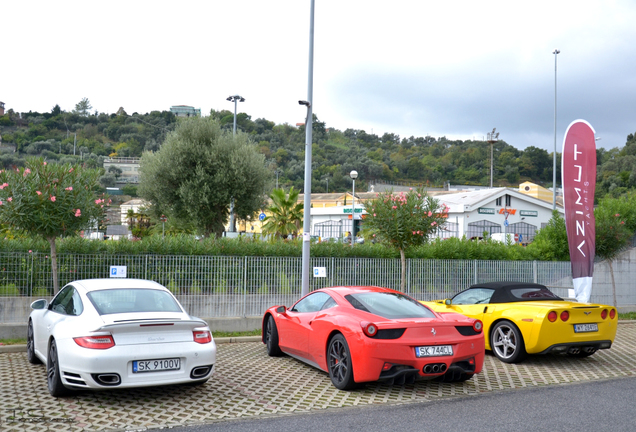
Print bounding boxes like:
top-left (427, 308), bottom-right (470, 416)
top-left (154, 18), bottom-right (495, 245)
top-left (92, 319), bottom-right (208, 332)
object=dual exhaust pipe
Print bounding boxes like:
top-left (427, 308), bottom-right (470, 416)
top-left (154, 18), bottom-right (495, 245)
top-left (423, 363), bottom-right (447, 374)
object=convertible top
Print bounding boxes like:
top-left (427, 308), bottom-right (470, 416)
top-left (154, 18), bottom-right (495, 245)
top-left (467, 281), bottom-right (564, 303)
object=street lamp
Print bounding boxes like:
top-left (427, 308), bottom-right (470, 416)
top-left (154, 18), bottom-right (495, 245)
top-left (226, 95), bottom-right (245, 136)
top-left (486, 128), bottom-right (499, 188)
top-left (552, 49), bottom-right (560, 210)
top-left (350, 170), bottom-right (358, 247)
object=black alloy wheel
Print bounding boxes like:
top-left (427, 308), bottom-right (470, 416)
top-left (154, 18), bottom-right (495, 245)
top-left (47, 340), bottom-right (71, 397)
top-left (265, 315), bottom-right (282, 356)
top-left (490, 320), bottom-right (527, 363)
top-left (27, 320), bottom-right (41, 364)
top-left (327, 334), bottom-right (356, 390)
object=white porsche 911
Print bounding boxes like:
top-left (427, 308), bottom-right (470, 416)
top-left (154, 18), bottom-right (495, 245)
top-left (27, 278), bottom-right (216, 397)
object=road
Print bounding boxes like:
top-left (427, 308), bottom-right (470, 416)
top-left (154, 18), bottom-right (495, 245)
top-left (151, 376), bottom-right (636, 432)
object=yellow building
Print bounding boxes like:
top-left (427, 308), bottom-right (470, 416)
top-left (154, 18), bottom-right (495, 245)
top-left (518, 182), bottom-right (553, 203)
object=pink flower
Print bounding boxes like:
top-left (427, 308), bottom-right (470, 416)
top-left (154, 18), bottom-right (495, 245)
top-left (392, 206), bottom-right (397, 209)
top-left (615, 213), bottom-right (620, 217)
top-left (428, 211), bottom-right (432, 216)
top-left (28, 250), bottom-right (32, 253)
top-left (373, 213), bottom-right (376, 217)
top-left (43, 162), bottom-right (47, 165)
top-left (65, 186), bottom-right (73, 191)
top-left (620, 221), bottom-right (625, 225)
top-left (36, 191), bottom-right (42, 195)
top-left (50, 196), bottom-right (56, 202)
top-left (69, 168), bottom-right (74, 173)
top-left (95, 199), bottom-right (101, 204)
top-left (23, 168), bottom-right (31, 176)
top-left (7, 197), bottom-right (12, 202)
top-left (0, 201), bottom-right (3, 206)
top-left (413, 231), bottom-right (416, 235)
top-left (431, 221), bottom-right (437, 226)
top-left (0, 182), bottom-right (7, 189)
top-left (75, 209), bottom-right (81, 217)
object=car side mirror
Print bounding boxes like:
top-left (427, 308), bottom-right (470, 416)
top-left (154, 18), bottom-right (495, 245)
top-left (276, 305), bottom-right (287, 314)
top-left (30, 299), bottom-right (48, 310)
top-left (444, 298), bottom-right (452, 307)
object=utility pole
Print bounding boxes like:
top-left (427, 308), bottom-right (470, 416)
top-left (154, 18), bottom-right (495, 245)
top-left (487, 128), bottom-right (499, 188)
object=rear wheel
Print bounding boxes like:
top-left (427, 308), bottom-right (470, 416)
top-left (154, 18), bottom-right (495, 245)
top-left (47, 340), bottom-right (71, 397)
top-left (265, 315), bottom-right (282, 356)
top-left (327, 334), bottom-right (356, 390)
top-left (27, 321), bottom-right (41, 365)
top-left (491, 320), bottom-right (527, 363)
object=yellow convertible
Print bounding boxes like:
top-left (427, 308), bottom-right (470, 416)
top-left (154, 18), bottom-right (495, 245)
top-left (421, 282), bottom-right (618, 363)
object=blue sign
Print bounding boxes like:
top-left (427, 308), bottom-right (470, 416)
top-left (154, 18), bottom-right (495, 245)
top-left (518, 234), bottom-right (523, 242)
top-left (504, 220), bottom-right (509, 227)
top-left (259, 212), bottom-right (266, 221)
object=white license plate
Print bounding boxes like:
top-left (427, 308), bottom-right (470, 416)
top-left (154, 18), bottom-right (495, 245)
top-left (415, 345), bottom-right (453, 357)
top-left (574, 323), bottom-right (598, 333)
top-left (133, 358), bottom-right (180, 373)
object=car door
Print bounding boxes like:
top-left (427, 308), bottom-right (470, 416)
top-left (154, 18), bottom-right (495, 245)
top-left (446, 288), bottom-right (496, 326)
top-left (35, 285), bottom-right (83, 357)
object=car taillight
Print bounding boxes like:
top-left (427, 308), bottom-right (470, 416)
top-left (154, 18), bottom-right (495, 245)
top-left (560, 311), bottom-right (569, 322)
top-left (610, 309), bottom-right (616, 319)
top-left (472, 320), bottom-right (483, 333)
top-left (548, 311), bottom-right (557, 322)
top-left (74, 335), bottom-right (115, 349)
top-left (361, 322), bottom-right (378, 338)
top-left (193, 330), bottom-right (212, 344)
top-left (601, 309), bottom-right (608, 320)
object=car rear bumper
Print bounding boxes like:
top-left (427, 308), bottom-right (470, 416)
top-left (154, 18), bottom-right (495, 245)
top-left (537, 340), bottom-right (612, 355)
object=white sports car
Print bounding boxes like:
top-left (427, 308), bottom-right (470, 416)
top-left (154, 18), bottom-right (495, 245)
top-left (27, 278), bottom-right (216, 397)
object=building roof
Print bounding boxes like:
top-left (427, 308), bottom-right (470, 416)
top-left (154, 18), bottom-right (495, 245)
top-left (435, 187), bottom-right (563, 213)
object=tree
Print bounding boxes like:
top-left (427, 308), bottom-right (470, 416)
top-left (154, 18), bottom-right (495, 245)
top-left (73, 98), bottom-right (93, 117)
top-left (262, 187), bottom-right (304, 239)
top-left (527, 211), bottom-right (570, 261)
top-left (0, 158), bottom-right (105, 293)
top-left (138, 117), bottom-right (272, 238)
top-left (362, 188), bottom-right (448, 291)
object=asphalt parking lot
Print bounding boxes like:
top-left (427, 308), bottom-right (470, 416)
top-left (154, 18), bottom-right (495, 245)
top-left (1, 323), bottom-right (635, 432)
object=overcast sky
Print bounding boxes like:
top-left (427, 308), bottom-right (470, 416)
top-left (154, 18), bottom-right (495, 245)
top-left (3, 0), bottom-right (636, 152)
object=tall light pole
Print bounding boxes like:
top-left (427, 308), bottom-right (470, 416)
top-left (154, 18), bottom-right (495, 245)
top-left (300, 0), bottom-right (315, 297)
top-left (275, 170), bottom-right (280, 189)
top-left (226, 95), bottom-right (245, 136)
top-left (552, 49), bottom-right (560, 210)
top-left (486, 128), bottom-right (499, 188)
top-left (350, 170), bottom-right (358, 247)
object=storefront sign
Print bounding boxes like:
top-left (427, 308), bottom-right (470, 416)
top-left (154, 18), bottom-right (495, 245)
top-left (478, 208), bottom-right (495, 215)
top-left (519, 210), bottom-right (538, 217)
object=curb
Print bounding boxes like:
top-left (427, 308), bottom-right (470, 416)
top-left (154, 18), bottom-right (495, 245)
top-left (0, 335), bottom-right (262, 354)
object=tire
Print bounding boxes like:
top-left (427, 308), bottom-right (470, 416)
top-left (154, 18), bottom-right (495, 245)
top-left (265, 315), bottom-right (283, 357)
top-left (327, 334), bottom-right (356, 390)
top-left (27, 320), bottom-right (41, 365)
top-left (47, 340), bottom-right (71, 397)
top-left (490, 320), bottom-right (527, 363)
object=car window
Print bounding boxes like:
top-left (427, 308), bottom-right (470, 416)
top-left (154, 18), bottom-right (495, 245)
top-left (49, 285), bottom-right (84, 316)
top-left (344, 292), bottom-right (436, 319)
top-left (510, 288), bottom-right (561, 300)
top-left (87, 289), bottom-right (182, 315)
top-left (452, 288), bottom-right (495, 305)
top-left (291, 292), bottom-right (335, 313)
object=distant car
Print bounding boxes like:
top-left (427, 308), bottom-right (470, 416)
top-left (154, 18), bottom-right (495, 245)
top-left (421, 282), bottom-right (618, 363)
top-left (27, 279), bottom-right (216, 397)
top-left (262, 286), bottom-right (485, 390)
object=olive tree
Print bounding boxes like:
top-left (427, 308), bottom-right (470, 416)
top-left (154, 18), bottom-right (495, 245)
top-left (138, 117), bottom-right (272, 238)
top-left (0, 158), bottom-right (106, 293)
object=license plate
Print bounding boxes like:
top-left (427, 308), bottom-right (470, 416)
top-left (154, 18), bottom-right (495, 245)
top-left (574, 323), bottom-right (598, 333)
top-left (133, 358), bottom-right (180, 373)
top-left (415, 345), bottom-right (453, 357)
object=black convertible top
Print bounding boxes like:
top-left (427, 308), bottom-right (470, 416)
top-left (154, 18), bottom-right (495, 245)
top-left (467, 281), bottom-right (564, 303)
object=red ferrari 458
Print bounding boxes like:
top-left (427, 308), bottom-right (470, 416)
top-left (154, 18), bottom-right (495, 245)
top-left (262, 286), bottom-right (485, 390)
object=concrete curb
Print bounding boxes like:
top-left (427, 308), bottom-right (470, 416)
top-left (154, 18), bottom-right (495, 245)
top-left (0, 335), bottom-right (263, 354)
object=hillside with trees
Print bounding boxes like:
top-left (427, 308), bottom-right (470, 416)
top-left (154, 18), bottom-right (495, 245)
top-left (1, 100), bottom-right (634, 202)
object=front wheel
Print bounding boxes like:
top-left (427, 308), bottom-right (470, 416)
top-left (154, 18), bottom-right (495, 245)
top-left (327, 334), bottom-right (356, 390)
top-left (27, 321), bottom-right (41, 365)
top-left (265, 315), bottom-right (282, 356)
top-left (490, 320), bottom-right (527, 363)
top-left (47, 340), bottom-right (71, 397)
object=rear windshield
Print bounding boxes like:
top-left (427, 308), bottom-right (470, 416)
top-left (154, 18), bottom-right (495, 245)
top-left (87, 289), bottom-right (182, 315)
top-left (510, 288), bottom-right (562, 300)
top-left (345, 292), bottom-right (436, 319)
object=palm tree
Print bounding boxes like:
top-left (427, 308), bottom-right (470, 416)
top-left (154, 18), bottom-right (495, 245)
top-left (262, 187), bottom-right (304, 239)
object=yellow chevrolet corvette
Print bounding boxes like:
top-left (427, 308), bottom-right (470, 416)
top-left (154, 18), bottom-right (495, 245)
top-left (421, 282), bottom-right (618, 363)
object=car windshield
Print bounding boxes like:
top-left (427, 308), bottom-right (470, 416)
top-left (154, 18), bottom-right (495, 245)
top-left (345, 292), bottom-right (436, 319)
top-left (87, 289), bottom-right (183, 315)
top-left (510, 288), bottom-right (562, 300)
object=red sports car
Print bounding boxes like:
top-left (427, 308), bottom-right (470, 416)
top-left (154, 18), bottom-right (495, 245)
top-left (262, 286), bottom-right (485, 390)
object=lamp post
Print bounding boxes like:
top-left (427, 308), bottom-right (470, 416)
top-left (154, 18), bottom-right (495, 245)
top-left (226, 95), bottom-right (245, 136)
top-left (552, 49), bottom-right (560, 210)
top-left (486, 128), bottom-right (499, 188)
top-left (275, 170), bottom-right (280, 189)
top-left (350, 170), bottom-right (358, 247)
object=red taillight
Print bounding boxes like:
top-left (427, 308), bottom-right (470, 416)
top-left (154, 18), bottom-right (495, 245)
top-left (468, 357), bottom-right (475, 366)
top-left (193, 330), bottom-right (212, 344)
top-left (601, 309), bottom-right (608, 320)
top-left (361, 322), bottom-right (378, 338)
top-left (472, 320), bottom-right (483, 333)
top-left (74, 335), bottom-right (115, 349)
top-left (560, 311), bottom-right (569, 322)
top-left (382, 362), bottom-right (393, 371)
top-left (610, 309), bottom-right (616, 319)
top-left (548, 311), bottom-right (557, 322)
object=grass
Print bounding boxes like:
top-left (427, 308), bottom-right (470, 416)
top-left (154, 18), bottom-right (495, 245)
top-left (618, 312), bottom-right (636, 320)
top-left (0, 338), bottom-right (26, 345)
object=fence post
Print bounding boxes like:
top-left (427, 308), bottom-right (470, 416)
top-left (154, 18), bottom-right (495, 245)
top-left (474, 260), bottom-right (478, 284)
top-left (145, 255), bottom-right (148, 280)
top-left (533, 261), bottom-right (538, 283)
top-left (242, 256), bottom-right (247, 317)
top-left (407, 259), bottom-right (411, 295)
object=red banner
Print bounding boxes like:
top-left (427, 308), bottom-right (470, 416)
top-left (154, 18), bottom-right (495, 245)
top-left (561, 120), bottom-right (596, 302)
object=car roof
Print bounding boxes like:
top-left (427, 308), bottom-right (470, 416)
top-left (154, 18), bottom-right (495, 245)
top-left (319, 286), bottom-right (402, 296)
top-left (69, 278), bottom-right (167, 292)
top-left (467, 281), bottom-right (560, 303)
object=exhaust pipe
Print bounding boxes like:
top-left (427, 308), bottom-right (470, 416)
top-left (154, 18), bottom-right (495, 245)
top-left (190, 366), bottom-right (212, 379)
top-left (423, 363), bottom-right (447, 374)
top-left (93, 373), bottom-right (121, 386)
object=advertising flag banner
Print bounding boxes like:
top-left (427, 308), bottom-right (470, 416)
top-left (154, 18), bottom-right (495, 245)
top-left (561, 120), bottom-right (596, 303)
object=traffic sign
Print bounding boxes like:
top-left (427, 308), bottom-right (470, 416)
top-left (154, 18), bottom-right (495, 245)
top-left (514, 233), bottom-right (519, 242)
top-left (259, 212), bottom-right (266, 221)
top-left (504, 220), bottom-right (509, 227)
